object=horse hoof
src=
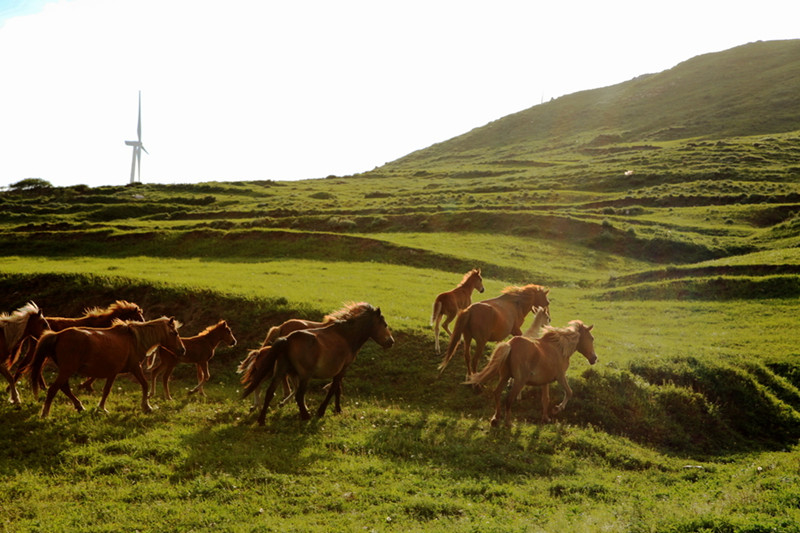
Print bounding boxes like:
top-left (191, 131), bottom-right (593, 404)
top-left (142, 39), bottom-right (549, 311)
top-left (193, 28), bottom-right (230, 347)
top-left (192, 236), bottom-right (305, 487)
top-left (299, 412), bottom-right (312, 421)
top-left (490, 418), bottom-right (499, 428)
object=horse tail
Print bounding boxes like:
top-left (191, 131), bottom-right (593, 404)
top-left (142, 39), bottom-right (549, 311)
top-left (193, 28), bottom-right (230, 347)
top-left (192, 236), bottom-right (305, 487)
top-left (261, 325), bottom-right (282, 347)
top-left (241, 338), bottom-right (288, 398)
top-left (28, 331), bottom-right (57, 396)
top-left (430, 298), bottom-right (442, 326)
top-left (465, 342), bottom-right (511, 386)
top-left (438, 308), bottom-right (468, 372)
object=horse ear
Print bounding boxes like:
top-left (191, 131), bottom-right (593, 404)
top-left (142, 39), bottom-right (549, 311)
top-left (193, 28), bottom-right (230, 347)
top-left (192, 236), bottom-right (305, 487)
top-left (587, 324), bottom-right (594, 331)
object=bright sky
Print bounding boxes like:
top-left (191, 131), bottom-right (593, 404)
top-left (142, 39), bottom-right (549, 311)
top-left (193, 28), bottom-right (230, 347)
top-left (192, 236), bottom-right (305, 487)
top-left (0, 0), bottom-right (797, 188)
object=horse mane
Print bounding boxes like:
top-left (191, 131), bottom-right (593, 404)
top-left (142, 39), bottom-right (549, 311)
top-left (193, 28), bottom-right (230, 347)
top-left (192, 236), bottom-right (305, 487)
top-left (538, 321), bottom-right (583, 358)
top-left (457, 268), bottom-right (481, 287)
top-left (501, 284), bottom-right (547, 306)
top-left (325, 302), bottom-right (376, 322)
top-left (198, 320), bottom-right (226, 336)
top-left (1, 302), bottom-right (40, 351)
top-left (84, 300), bottom-right (141, 318)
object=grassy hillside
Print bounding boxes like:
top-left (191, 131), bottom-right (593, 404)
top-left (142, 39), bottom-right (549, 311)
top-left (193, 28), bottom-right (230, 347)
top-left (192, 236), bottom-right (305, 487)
top-left (1, 40), bottom-right (800, 531)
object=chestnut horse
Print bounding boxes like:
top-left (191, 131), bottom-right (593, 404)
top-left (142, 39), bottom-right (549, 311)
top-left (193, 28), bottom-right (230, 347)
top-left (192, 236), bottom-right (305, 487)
top-left (12, 300), bottom-right (145, 390)
top-left (431, 268), bottom-right (484, 354)
top-left (147, 320), bottom-right (237, 399)
top-left (241, 303), bottom-right (394, 424)
top-left (28, 317), bottom-right (184, 417)
top-left (438, 284), bottom-right (550, 379)
top-left (465, 320), bottom-right (597, 427)
top-left (1, 302), bottom-right (50, 404)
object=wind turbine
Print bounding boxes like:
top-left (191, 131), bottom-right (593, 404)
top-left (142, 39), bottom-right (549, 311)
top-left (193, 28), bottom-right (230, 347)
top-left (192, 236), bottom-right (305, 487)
top-left (124, 91), bottom-right (148, 184)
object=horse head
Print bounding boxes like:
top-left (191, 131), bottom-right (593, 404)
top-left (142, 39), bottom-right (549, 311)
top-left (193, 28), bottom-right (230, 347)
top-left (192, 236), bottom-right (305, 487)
top-left (472, 268), bottom-right (485, 293)
top-left (27, 303), bottom-right (50, 339)
top-left (165, 317), bottom-right (186, 356)
top-left (221, 320), bottom-right (237, 346)
top-left (575, 321), bottom-right (597, 365)
top-left (371, 307), bottom-right (395, 349)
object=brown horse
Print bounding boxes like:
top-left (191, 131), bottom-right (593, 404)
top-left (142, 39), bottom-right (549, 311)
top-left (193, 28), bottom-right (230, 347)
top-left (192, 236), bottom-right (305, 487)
top-left (465, 320), bottom-right (597, 427)
top-left (12, 300), bottom-right (145, 389)
top-left (1, 302), bottom-right (50, 404)
top-left (237, 314), bottom-right (336, 410)
top-left (147, 320), bottom-right (236, 399)
top-left (438, 284), bottom-right (550, 379)
top-left (241, 303), bottom-right (394, 424)
top-left (28, 317), bottom-right (185, 417)
top-left (431, 268), bottom-right (484, 354)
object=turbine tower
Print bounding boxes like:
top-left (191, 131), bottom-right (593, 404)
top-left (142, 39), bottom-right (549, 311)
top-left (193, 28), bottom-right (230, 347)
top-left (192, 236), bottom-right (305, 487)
top-left (124, 91), bottom-right (148, 184)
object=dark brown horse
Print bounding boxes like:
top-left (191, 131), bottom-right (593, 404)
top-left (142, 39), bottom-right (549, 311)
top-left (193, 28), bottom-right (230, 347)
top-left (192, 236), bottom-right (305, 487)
top-left (147, 320), bottom-right (236, 399)
top-left (29, 317), bottom-right (185, 417)
top-left (237, 314), bottom-right (335, 410)
top-left (431, 268), bottom-right (484, 354)
top-left (12, 300), bottom-right (145, 389)
top-left (439, 284), bottom-right (550, 379)
top-left (241, 303), bottom-right (394, 424)
top-left (1, 302), bottom-right (49, 404)
top-left (465, 320), bottom-right (597, 427)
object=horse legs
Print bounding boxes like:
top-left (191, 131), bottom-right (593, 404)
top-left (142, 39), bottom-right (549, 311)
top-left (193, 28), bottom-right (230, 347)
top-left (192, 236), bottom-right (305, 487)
top-left (148, 359), bottom-right (164, 399)
top-left (277, 375), bottom-right (295, 407)
top-left (78, 376), bottom-right (97, 393)
top-left (470, 339), bottom-right (487, 376)
top-left (461, 333), bottom-right (474, 381)
top-left (316, 376), bottom-right (343, 418)
top-left (504, 378), bottom-right (526, 427)
top-left (257, 360), bottom-right (287, 426)
top-left (41, 370), bottom-right (75, 418)
top-left (41, 382), bottom-right (61, 418)
top-left (130, 365), bottom-right (153, 414)
top-left (158, 359), bottom-right (178, 400)
top-left (539, 384), bottom-right (551, 423)
top-left (333, 379), bottom-right (344, 414)
top-left (1, 365), bottom-right (20, 404)
top-left (551, 375), bottom-right (573, 419)
top-left (294, 379), bottom-right (312, 421)
top-left (189, 361), bottom-right (209, 396)
top-left (490, 378), bottom-right (507, 427)
top-left (98, 376), bottom-right (117, 413)
top-left (433, 314), bottom-right (442, 355)
top-left (59, 382), bottom-right (85, 412)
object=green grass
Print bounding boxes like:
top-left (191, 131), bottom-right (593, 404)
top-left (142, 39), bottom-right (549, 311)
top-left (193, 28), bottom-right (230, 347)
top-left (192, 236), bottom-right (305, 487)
top-left (2, 40), bottom-right (800, 531)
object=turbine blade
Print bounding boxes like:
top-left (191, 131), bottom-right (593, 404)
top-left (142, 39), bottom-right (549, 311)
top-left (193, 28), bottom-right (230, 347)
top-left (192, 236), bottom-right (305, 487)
top-left (137, 92), bottom-right (142, 142)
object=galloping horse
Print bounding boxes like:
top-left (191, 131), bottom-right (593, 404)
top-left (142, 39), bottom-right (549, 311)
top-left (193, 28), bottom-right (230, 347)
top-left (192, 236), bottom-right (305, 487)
top-left (237, 314), bottom-right (335, 410)
top-left (29, 317), bottom-right (184, 417)
top-left (1, 302), bottom-right (49, 404)
top-left (241, 303), bottom-right (394, 424)
top-left (147, 320), bottom-right (237, 399)
top-left (465, 320), bottom-right (597, 427)
top-left (12, 300), bottom-right (145, 390)
top-left (438, 284), bottom-right (550, 379)
top-left (430, 268), bottom-right (484, 354)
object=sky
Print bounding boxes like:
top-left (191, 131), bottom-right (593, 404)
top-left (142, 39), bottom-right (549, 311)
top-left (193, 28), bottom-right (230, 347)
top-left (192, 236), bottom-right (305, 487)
top-left (0, 0), bottom-right (798, 188)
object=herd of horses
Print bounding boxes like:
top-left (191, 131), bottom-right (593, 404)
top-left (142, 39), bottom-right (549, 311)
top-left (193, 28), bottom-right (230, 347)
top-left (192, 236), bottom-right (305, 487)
top-left (0, 268), bottom-right (597, 427)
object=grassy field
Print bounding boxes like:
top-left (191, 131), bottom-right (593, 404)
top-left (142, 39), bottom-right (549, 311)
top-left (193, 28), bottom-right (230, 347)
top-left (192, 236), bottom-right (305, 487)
top-left (2, 41), bottom-right (800, 532)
